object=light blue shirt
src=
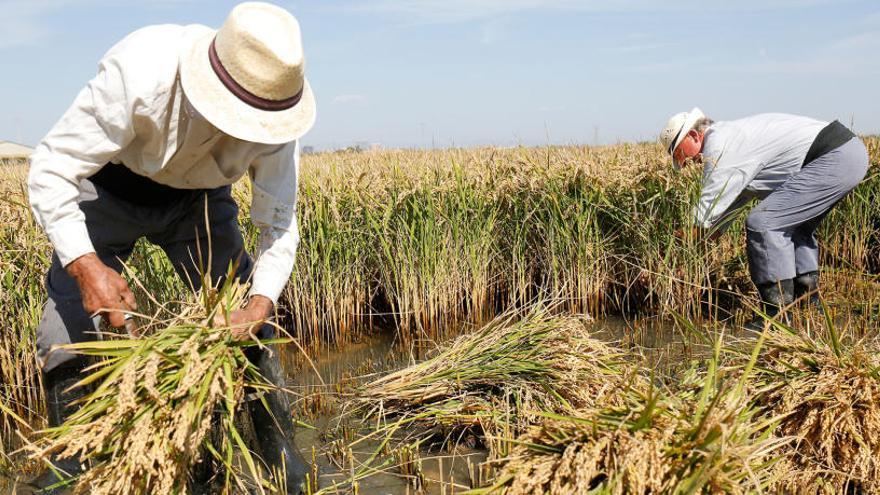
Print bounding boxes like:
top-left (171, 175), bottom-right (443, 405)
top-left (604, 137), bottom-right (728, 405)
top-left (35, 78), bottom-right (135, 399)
top-left (694, 113), bottom-right (826, 230)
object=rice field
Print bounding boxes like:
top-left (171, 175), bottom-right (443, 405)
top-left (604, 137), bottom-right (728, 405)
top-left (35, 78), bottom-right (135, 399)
top-left (1, 139), bottom-right (879, 493)
top-left (282, 140), bottom-right (878, 346)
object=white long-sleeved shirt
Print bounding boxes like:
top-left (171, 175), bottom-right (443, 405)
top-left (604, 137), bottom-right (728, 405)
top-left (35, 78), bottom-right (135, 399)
top-left (28, 24), bottom-right (302, 303)
top-left (693, 113), bottom-right (827, 230)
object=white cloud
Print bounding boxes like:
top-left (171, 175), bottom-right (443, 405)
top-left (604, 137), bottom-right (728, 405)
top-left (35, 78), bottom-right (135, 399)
top-left (331, 0), bottom-right (841, 25)
top-left (479, 17), bottom-right (507, 45)
top-left (332, 93), bottom-right (367, 105)
top-left (731, 30), bottom-right (880, 77)
top-left (614, 42), bottom-right (671, 53)
top-left (0, 0), bottom-right (194, 50)
top-left (858, 10), bottom-right (880, 29)
top-left (0, 0), bottom-right (63, 49)
top-left (622, 60), bottom-right (692, 74)
top-left (537, 104), bottom-right (565, 113)
top-left (334, 0), bottom-right (574, 24)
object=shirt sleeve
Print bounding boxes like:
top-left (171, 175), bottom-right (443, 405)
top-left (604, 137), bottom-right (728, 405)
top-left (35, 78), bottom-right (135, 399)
top-left (703, 191), bottom-right (755, 235)
top-left (692, 131), bottom-right (763, 230)
top-left (247, 141), bottom-right (300, 303)
top-left (28, 55), bottom-right (136, 267)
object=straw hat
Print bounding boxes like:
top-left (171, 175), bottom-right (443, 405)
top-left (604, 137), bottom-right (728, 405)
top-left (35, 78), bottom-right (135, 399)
top-left (180, 2), bottom-right (316, 145)
top-left (659, 107), bottom-right (705, 163)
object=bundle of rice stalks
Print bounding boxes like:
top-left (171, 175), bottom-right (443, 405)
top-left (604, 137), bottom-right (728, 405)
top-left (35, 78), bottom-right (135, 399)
top-left (484, 349), bottom-right (787, 495)
top-left (358, 307), bottom-right (635, 450)
top-left (753, 320), bottom-right (880, 493)
top-left (27, 274), bottom-right (287, 495)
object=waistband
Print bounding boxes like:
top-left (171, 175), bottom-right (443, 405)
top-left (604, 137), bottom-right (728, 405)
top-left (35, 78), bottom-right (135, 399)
top-left (803, 120), bottom-right (856, 167)
top-left (88, 163), bottom-right (208, 206)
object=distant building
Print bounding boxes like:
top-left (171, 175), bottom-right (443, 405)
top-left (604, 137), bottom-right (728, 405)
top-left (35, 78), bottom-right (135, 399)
top-left (302, 145), bottom-right (315, 155)
top-left (0, 140), bottom-right (34, 160)
top-left (354, 142), bottom-right (382, 152)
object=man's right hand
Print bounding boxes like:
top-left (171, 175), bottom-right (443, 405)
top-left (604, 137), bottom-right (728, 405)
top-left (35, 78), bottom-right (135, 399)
top-left (66, 253), bottom-right (137, 328)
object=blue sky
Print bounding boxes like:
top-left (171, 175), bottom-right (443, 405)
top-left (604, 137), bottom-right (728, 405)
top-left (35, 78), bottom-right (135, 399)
top-left (1, 0), bottom-right (879, 150)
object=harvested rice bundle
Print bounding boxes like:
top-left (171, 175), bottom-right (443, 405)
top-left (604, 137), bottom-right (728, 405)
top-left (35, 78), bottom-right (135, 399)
top-left (487, 350), bottom-right (787, 495)
top-left (28, 275), bottom-right (285, 495)
top-left (359, 307), bottom-right (635, 447)
top-left (754, 323), bottom-right (880, 493)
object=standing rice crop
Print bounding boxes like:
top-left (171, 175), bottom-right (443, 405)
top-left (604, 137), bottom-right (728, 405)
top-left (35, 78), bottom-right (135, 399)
top-left (287, 140), bottom-right (879, 339)
top-left (0, 163), bottom-right (50, 456)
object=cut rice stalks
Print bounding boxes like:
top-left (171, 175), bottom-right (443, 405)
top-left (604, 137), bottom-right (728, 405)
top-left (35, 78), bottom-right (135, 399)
top-left (753, 318), bottom-right (880, 493)
top-left (358, 307), bottom-right (637, 452)
top-left (481, 339), bottom-right (788, 495)
top-left (27, 271), bottom-right (290, 495)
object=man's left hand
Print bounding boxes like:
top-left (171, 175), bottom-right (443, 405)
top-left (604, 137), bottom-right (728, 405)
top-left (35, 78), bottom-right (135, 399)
top-left (216, 295), bottom-right (274, 341)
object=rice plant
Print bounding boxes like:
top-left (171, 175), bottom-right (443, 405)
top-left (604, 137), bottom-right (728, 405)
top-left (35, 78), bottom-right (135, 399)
top-left (284, 141), bottom-right (879, 342)
top-left (357, 306), bottom-right (635, 455)
top-left (751, 316), bottom-right (880, 493)
top-left (481, 338), bottom-right (788, 494)
top-left (0, 163), bottom-right (50, 457)
top-left (3, 139), bottom-right (878, 490)
top-left (26, 271), bottom-right (290, 495)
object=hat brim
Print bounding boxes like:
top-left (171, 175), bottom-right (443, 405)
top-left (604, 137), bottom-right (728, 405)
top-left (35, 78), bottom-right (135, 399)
top-left (180, 31), bottom-right (316, 145)
top-left (669, 108), bottom-right (704, 170)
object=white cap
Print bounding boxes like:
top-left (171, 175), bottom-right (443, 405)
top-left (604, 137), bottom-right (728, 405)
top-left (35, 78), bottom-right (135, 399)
top-left (659, 107), bottom-right (705, 167)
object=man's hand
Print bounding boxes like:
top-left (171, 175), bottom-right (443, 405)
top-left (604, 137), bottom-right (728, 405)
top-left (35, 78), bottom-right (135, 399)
top-left (66, 253), bottom-right (137, 328)
top-left (218, 295), bottom-right (274, 341)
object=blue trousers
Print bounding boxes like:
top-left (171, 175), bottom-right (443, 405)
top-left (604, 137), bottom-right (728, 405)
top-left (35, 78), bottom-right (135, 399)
top-left (745, 138), bottom-right (869, 284)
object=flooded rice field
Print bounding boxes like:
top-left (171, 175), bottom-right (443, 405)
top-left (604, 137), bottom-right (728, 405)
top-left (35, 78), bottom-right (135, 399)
top-left (283, 316), bottom-right (681, 495)
top-left (3, 316), bottom-right (681, 495)
top-left (6, 308), bottom-right (873, 494)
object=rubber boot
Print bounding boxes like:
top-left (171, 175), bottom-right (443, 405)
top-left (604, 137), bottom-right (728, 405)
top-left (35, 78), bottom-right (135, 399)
top-left (246, 346), bottom-right (311, 494)
top-left (29, 359), bottom-right (90, 494)
top-left (794, 271), bottom-right (822, 312)
top-left (745, 279), bottom-right (794, 331)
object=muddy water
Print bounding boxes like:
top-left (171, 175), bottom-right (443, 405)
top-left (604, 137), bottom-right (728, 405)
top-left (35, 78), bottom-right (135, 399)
top-left (283, 317), bottom-right (684, 495)
top-left (283, 332), bottom-right (487, 494)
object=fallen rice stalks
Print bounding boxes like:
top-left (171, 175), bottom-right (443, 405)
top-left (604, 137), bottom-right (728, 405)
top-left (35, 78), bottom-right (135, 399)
top-left (753, 320), bottom-right (880, 493)
top-left (358, 307), bottom-right (637, 451)
top-left (27, 273), bottom-right (288, 495)
top-left (484, 342), bottom-right (788, 495)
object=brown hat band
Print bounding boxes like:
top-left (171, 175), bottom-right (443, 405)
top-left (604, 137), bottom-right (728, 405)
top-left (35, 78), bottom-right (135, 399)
top-left (209, 38), bottom-right (303, 112)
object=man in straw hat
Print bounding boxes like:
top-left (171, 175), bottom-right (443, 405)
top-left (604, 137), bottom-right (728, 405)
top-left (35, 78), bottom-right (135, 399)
top-left (27, 2), bottom-right (315, 492)
top-left (659, 109), bottom-right (869, 328)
